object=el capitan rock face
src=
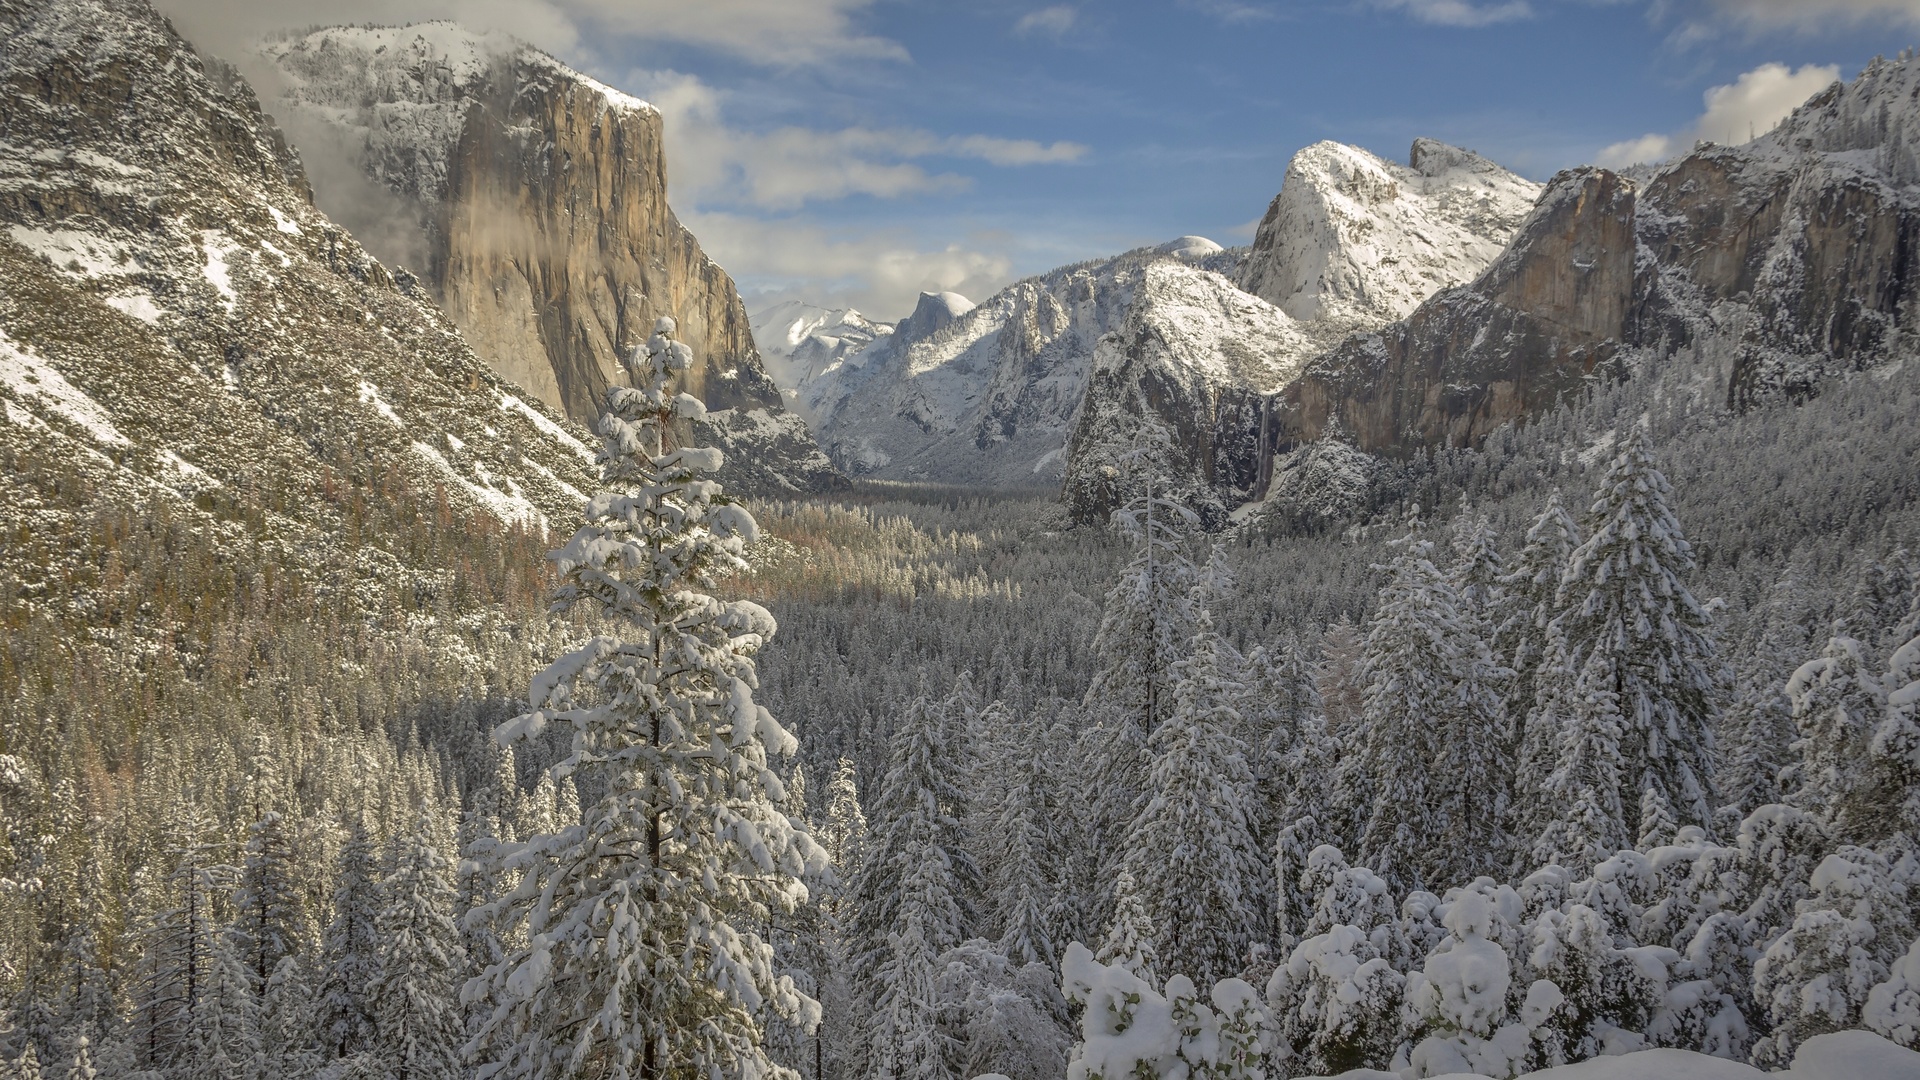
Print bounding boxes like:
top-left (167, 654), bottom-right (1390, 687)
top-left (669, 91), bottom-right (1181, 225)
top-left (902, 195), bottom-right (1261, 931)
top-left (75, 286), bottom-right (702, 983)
top-left (258, 24), bottom-right (836, 493)
top-left (260, 26), bottom-right (780, 423)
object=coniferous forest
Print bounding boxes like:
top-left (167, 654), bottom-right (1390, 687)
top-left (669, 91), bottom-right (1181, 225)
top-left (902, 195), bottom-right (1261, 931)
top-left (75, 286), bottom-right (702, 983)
top-left (5, 3), bottom-right (1920, 1075)
top-left (5, 290), bottom-right (1920, 1080)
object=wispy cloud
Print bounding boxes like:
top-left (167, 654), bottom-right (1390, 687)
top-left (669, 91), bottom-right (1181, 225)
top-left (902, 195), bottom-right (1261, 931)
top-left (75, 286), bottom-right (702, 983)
top-left (639, 71), bottom-right (1087, 211)
top-left (683, 210), bottom-right (1019, 321)
top-left (1014, 5), bottom-right (1079, 36)
top-left (154, 0), bottom-right (906, 70)
top-left (1688, 0), bottom-right (1920, 35)
top-left (1373, 0), bottom-right (1534, 27)
top-left (1595, 60), bottom-right (1839, 167)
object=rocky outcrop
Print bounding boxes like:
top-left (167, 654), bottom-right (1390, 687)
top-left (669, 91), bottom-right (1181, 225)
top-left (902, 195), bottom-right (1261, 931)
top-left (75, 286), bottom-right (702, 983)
top-left (1265, 167), bottom-right (1641, 456)
top-left (1061, 261), bottom-right (1315, 525)
top-left (1258, 55), bottom-right (1920, 478)
top-left (1237, 139), bottom-right (1541, 329)
top-left (259, 26), bottom-right (782, 423)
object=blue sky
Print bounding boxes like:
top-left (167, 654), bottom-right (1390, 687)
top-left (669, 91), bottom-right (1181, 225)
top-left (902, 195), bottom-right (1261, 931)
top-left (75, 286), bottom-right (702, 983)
top-left (164, 0), bottom-right (1920, 320)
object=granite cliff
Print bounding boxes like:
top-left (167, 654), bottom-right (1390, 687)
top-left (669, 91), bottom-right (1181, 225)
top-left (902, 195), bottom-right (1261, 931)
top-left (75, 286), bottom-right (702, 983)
top-left (257, 25), bottom-right (835, 492)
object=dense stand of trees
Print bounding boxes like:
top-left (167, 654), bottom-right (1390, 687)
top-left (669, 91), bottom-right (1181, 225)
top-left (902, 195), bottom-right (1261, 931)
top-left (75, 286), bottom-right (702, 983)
top-left (4, 341), bottom-right (1920, 1077)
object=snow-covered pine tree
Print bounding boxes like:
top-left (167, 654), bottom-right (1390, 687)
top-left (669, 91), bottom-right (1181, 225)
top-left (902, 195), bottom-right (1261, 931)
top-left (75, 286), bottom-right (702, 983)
top-left (317, 824), bottom-right (380, 1061)
top-left (814, 759), bottom-right (868, 1080)
top-left (1636, 788), bottom-right (1678, 851)
top-left (61, 1035), bottom-right (92, 1080)
top-left (1095, 869), bottom-right (1158, 985)
top-left (1124, 610), bottom-right (1265, 987)
top-left (1087, 466), bottom-right (1200, 739)
top-left (1554, 433), bottom-right (1724, 828)
top-left (1496, 490), bottom-right (1581, 723)
top-left (863, 899), bottom-right (954, 1080)
top-left (1751, 846), bottom-right (1915, 1067)
top-left (1784, 634), bottom-right (1889, 837)
top-left (1862, 627), bottom-right (1920, 845)
top-left (1341, 532), bottom-right (1510, 892)
top-left (848, 692), bottom-right (976, 1079)
top-left (233, 810), bottom-right (304, 993)
top-left (1449, 509), bottom-right (1505, 629)
top-left (372, 817), bottom-right (465, 1080)
top-left (1530, 647), bottom-right (1633, 876)
top-left (1241, 635), bottom-right (1335, 851)
top-left (469, 319), bottom-right (823, 1080)
top-left (125, 819), bottom-right (231, 1075)
top-left (1866, 938), bottom-right (1920, 1049)
top-left (991, 742), bottom-right (1055, 969)
top-left (188, 933), bottom-right (264, 1080)
top-left (262, 956), bottom-right (322, 1080)
top-left (1080, 466), bottom-right (1201, 924)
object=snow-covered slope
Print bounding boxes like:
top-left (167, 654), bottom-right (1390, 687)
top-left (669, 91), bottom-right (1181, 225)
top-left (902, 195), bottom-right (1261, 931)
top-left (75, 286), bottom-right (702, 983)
top-left (0, 0), bottom-right (597, 591)
top-left (1062, 261), bottom-right (1318, 523)
top-left (750, 300), bottom-right (892, 421)
top-left (1238, 138), bottom-right (1542, 329)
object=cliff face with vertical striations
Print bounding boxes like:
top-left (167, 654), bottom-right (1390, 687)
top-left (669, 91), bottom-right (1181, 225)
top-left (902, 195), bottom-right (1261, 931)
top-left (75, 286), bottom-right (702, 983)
top-left (1260, 54), bottom-right (1920, 481)
top-left (257, 24), bottom-right (834, 492)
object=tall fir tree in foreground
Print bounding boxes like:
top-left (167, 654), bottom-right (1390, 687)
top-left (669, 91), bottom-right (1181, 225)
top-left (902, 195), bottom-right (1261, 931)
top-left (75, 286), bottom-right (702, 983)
top-left (1553, 432), bottom-right (1723, 828)
top-left (372, 817), bottom-right (465, 1080)
top-left (1079, 466), bottom-right (1199, 930)
top-left (848, 693), bottom-right (976, 1079)
top-left (1339, 529), bottom-right (1510, 892)
top-left (1505, 488), bottom-right (1582, 822)
top-left (469, 319), bottom-right (824, 1080)
top-left (318, 824), bottom-right (381, 1061)
top-left (1124, 610), bottom-right (1265, 987)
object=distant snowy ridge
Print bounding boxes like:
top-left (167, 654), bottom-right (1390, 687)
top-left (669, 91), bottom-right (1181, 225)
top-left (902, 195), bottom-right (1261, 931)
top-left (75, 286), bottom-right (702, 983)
top-left (749, 300), bottom-right (892, 422)
top-left (758, 138), bottom-right (1539, 509)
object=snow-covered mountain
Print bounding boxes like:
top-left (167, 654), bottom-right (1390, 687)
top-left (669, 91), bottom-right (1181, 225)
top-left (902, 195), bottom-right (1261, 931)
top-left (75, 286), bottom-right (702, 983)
top-left (798, 250), bottom-right (1187, 485)
top-left (253, 23), bottom-right (835, 493)
top-left (1237, 138), bottom-right (1542, 330)
top-left (750, 300), bottom-right (893, 421)
top-left (762, 139), bottom-right (1538, 512)
top-left (1255, 52), bottom-right (1920, 494)
top-left (0, 0), bottom-right (596, 579)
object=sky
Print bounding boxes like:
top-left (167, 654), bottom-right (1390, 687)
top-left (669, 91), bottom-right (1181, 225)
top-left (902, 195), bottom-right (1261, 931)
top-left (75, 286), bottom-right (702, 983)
top-left (156, 0), bottom-right (1920, 322)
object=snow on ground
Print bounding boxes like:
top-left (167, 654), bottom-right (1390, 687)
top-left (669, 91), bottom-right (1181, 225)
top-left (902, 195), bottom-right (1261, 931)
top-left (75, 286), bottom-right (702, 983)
top-left (499, 392), bottom-right (594, 461)
top-left (103, 291), bottom-right (164, 324)
top-left (1303, 1030), bottom-right (1920, 1080)
top-left (200, 231), bottom-right (238, 312)
top-left (9, 224), bottom-right (130, 279)
top-left (0, 328), bottom-right (128, 446)
top-left (357, 381), bottom-right (404, 427)
top-left (410, 440), bottom-right (545, 530)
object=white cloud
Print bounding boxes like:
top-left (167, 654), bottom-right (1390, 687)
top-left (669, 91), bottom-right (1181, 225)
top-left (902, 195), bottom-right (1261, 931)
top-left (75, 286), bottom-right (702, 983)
top-left (1698, 0), bottom-right (1920, 33)
top-left (1374, 0), bottom-right (1534, 26)
top-left (1014, 5), bottom-right (1079, 36)
top-left (152, 0), bottom-right (903, 70)
top-left (682, 211), bottom-right (1017, 321)
top-left (1596, 61), bottom-right (1840, 167)
top-left (639, 71), bottom-right (1087, 211)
